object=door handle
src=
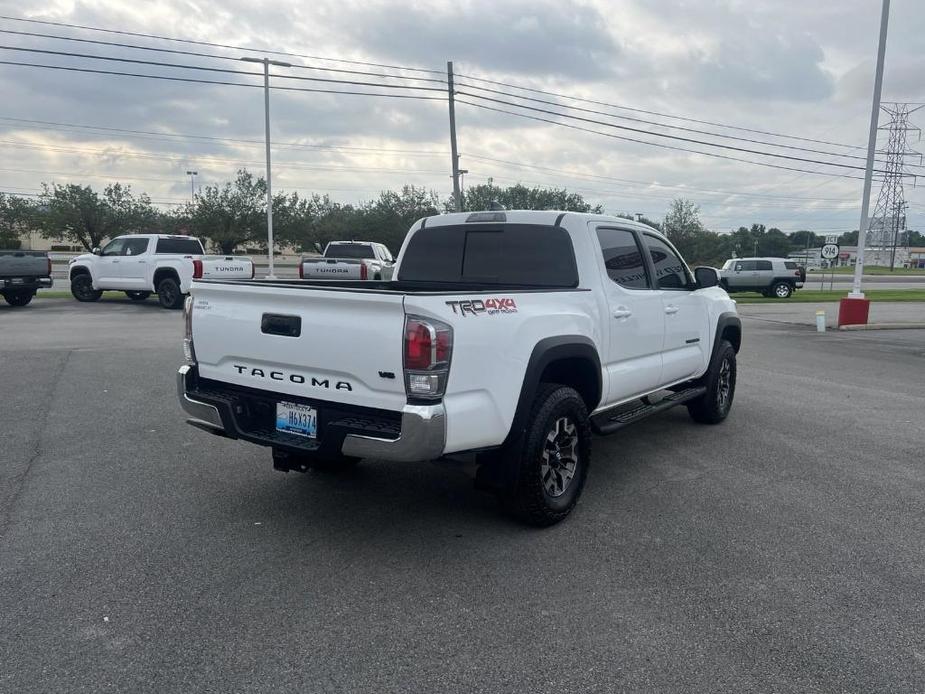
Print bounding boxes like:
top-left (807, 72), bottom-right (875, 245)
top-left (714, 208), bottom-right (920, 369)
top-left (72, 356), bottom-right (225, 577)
top-left (665, 305), bottom-right (680, 315)
top-left (612, 307), bottom-right (632, 319)
top-left (112, 259), bottom-right (120, 263)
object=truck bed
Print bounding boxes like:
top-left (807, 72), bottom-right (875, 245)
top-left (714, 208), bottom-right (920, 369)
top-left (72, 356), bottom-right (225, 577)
top-left (196, 278), bottom-right (584, 294)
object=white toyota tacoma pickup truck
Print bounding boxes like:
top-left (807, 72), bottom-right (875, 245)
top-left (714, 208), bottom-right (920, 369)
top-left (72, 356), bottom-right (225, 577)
top-left (178, 211), bottom-right (741, 525)
top-left (69, 234), bottom-right (253, 309)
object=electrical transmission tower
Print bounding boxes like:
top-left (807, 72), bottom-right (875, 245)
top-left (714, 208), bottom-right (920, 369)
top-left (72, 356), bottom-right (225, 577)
top-left (866, 103), bottom-right (922, 269)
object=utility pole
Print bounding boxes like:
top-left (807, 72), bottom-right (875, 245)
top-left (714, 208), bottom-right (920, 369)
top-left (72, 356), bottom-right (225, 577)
top-left (848, 0), bottom-right (890, 300)
top-left (447, 61), bottom-right (461, 212)
top-left (458, 169), bottom-right (469, 209)
top-left (186, 170), bottom-right (198, 201)
top-left (241, 56), bottom-right (291, 279)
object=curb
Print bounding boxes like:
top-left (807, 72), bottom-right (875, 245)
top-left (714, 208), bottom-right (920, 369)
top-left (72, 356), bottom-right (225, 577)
top-left (838, 322), bottom-right (925, 331)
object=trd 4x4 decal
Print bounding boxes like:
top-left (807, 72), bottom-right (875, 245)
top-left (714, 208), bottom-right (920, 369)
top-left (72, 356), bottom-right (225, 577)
top-left (446, 297), bottom-right (518, 317)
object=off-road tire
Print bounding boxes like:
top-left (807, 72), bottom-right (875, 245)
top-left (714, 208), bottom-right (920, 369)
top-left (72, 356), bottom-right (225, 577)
top-left (125, 291), bottom-right (151, 301)
top-left (772, 281), bottom-right (793, 299)
top-left (71, 274), bottom-right (102, 302)
top-left (687, 340), bottom-right (737, 424)
top-left (504, 384), bottom-right (591, 527)
top-left (157, 277), bottom-right (183, 309)
top-left (3, 289), bottom-right (34, 306)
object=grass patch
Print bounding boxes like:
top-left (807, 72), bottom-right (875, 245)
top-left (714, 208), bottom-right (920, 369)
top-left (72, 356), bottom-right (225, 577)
top-left (736, 289), bottom-right (925, 303)
top-left (808, 266), bottom-right (925, 275)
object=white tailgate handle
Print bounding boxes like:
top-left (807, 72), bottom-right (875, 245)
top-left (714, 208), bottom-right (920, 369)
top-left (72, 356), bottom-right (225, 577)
top-left (612, 307), bottom-right (633, 319)
top-left (665, 305), bottom-right (680, 315)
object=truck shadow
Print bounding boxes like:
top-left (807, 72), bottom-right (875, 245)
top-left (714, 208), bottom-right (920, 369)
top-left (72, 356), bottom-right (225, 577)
top-left (211, 416), bottom-right (689, 539)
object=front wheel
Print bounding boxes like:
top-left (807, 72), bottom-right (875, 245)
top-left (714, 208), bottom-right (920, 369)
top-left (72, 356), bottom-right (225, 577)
top-left (3, 289), bottom-right (34, 306)
top-left (125, 290), bottom-right (151, 301)
top-left (71, 275), bottom-right (102, 302)
top-left (687, 340), bottom-right (737, 424)
top-left (156, 277), bottom-right (183, 309)
top-left (503, 384), bottom-right (591, 527)
top-left (772, 282), bottom-right (793, 299)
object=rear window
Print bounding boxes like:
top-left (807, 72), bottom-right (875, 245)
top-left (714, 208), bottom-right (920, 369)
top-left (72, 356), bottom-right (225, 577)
top-left (785, 261), bottom-right (798, 269)
top-left (155, 238), bottom-right (203, 254)
top-left (326, 243), bottom-right (376, 260)
top-left (398, 224), bottom-right (578, 287)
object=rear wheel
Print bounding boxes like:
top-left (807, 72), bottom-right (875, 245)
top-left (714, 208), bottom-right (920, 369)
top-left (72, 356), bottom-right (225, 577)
top-left (71, 274), bottom-right (102, 302)
top-left (3, 289), bottom-right (34, 306)
top-left (125, 290), bottom-right (151, 301)
top-left (687, 340), bottom-right (737, 424)
top-left (156, 277), bottom-right (183, 309)
top-left (503, 384), bottom-right (591, 527)
top-left (772, 282), bottom-right (793, 299)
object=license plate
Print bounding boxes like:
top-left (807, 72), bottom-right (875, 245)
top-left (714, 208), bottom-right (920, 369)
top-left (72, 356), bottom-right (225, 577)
top-left (275, 401), bottom-right (317, 438)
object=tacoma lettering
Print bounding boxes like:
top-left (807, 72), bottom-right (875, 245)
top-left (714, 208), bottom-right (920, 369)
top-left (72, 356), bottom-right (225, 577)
top-left (232, 365), bottom-right (351, 390)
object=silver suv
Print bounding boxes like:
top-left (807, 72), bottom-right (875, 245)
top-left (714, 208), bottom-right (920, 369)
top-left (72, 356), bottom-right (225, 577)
top-left (720, 257), bottom-right (805, 298)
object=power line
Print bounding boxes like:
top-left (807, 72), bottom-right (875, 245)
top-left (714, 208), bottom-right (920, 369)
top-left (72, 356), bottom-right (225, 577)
top-left (455, 80), bottom-right (881, 164)
top-left (455, 98), bottom-right (883, 181)
top-left (462, 153), bottom-right (858, 204)
top-left (0, 138), bottom-right (449, 175)
top-left (454, 70), bottom-right (866, 151)
top-left (0, 60), bottom-right (445, 100)
top-left (0, 45), bottom-right (445, 92)
top-left (0, 116), bottom-right (447, 156)
top-left (0, 28), bottom-right (447, 84)
top-left (457, 90), bottom-right (901, 174)
top-left (0, 14), bottom-right (446, 75)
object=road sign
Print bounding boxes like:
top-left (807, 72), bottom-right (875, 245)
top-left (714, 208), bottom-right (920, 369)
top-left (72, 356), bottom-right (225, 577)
top-left (821, 243), bottom-right (840, 260)
top-left (825, 235), bottom-right (838, 245)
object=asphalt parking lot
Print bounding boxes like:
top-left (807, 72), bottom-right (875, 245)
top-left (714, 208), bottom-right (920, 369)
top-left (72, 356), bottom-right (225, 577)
top-left (2, 297), bottom-right (924, 693)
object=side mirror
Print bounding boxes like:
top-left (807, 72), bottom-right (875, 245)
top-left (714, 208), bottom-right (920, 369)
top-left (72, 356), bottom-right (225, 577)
top-left (92, 247), bottom-right (102, 256)
top-left (313, 242), bottom-right (323, 254)
top-left (694, 266), bottom-right (720, 289)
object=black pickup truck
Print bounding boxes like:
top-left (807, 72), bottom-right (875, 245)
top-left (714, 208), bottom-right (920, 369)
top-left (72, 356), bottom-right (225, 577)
top-left (0, 250), bottom-right (53, 306)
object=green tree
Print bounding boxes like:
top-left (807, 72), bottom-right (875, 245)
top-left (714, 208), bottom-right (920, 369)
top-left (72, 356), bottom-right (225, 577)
top-left (456, 180), bottom-right (603, 214)
top-left (0, 193), bottom-right (35, 249)
top-left (662, 198), bottom-right (705, 258)
top-left (361, 185), bottom-right (440, 252)
top-left (36, 183), bottom-right (156, 251)
top-left (185, 170), bottom-right (266, 254)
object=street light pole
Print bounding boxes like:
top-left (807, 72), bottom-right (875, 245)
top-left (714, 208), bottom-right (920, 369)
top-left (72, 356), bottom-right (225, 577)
top-left (185, 170), bottom-right (198, 201)
top-left (241, 56), bottom-right (291, 279)
top-left (849, 0), bottom-right (891, 299)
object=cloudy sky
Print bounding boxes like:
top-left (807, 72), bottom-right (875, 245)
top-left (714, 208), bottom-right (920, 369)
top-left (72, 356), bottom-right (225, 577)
top-left (0, 0), bottom-right (923, 233)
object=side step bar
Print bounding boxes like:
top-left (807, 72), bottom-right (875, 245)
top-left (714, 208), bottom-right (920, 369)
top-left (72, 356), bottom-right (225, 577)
top-left (590, 386), bottom-right (707, 436)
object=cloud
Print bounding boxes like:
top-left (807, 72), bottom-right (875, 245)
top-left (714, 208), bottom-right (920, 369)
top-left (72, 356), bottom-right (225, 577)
top-left (330, 0), bottom-right (620, 80)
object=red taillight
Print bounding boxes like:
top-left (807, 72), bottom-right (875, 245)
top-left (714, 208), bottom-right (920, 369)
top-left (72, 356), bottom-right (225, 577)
top-left (360, 262), bottom-right (368, 280)
top-left (405, 320), bottom-right (435, 370)
top-left (404, 315), bottom-right (453, 399)
top-left (192, 259), bottom-right (203, 279)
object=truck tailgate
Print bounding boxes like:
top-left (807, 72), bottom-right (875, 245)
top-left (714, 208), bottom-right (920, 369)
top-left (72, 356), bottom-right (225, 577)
top-left (301, 258), bottom-right (366, 279)
top-left (191, 282), bottom-right (407, 412)
top-left (199, 255), bottom-right (253, 279)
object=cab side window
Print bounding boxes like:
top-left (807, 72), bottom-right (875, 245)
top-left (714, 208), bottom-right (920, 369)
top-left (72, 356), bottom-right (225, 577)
top-left (122, 238), bottom-right (149, 256)
top-left (596, 227), bottom-right (650, 289)
top-left (736, 260), bottom-right (757, 272)
top-left (755, 260), bottom-right (772, 271)
top-left (100, 238), bottom-right (126, 256)
top-left (643, 235), bottom-right (691, 290)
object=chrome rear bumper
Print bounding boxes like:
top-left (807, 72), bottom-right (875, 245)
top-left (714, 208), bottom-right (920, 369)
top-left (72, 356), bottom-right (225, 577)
top-left (177, 365), bottom-right (446, 462)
